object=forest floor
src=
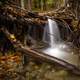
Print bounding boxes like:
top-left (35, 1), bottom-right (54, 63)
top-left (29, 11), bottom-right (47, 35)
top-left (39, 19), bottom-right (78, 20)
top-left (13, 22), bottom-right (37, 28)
top-left (0, 2), bottom-right (80, 80)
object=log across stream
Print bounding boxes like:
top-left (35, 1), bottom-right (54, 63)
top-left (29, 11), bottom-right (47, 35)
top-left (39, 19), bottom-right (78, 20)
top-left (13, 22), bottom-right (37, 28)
top-left (0, 3), bottom-right (80, 76)
top-left (1, 28), bottom-right (80, 75)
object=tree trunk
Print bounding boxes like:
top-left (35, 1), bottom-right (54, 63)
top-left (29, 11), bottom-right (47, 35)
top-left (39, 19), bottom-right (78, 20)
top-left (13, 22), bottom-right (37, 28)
top-left (21, 0), bottom-right (25, 9)
top-left (28, 0), bottom-right (32, 11)
top-left (41, 0), bottom-right (44, 11)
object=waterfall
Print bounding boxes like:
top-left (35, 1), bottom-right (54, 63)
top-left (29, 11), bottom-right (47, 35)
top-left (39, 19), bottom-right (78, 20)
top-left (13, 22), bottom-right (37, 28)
top-left (43, 18), bottom-right (68, 49)
top-left (42, 19), bottom-right (79, 66)
top-left (43, 18), bottom-right (71, 50)
top-left (43, 19), bottom-right (61, 47)
top-left (48, 19), bottom-right (61, 47)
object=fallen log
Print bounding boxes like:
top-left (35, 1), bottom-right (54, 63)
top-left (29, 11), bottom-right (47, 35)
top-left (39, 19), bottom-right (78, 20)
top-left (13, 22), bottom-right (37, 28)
top-left (1, 28), bottom-right (80, 76)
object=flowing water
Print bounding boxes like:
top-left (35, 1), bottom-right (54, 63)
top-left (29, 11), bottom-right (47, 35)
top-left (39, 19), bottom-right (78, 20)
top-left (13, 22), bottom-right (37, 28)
top-left (43, 18), bottom-right (69, 48)
top-left (42, 18), bottom-right (79, 67)
top-left (48, 19), bottom-right (61, 47)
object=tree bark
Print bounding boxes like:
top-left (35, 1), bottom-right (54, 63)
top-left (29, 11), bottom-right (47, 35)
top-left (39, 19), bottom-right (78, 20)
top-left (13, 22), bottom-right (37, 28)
top-left (21, 0), bottom-right (24, 9)
top-left (28, 0), bottom-right (32, 11)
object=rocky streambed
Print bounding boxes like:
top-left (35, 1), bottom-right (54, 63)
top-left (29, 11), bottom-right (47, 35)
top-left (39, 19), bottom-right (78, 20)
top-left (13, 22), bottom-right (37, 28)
top-left (0, 52), bottom-right (80, 80)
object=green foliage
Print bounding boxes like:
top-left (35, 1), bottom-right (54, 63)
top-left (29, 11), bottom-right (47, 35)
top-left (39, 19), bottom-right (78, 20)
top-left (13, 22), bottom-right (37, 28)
top-left (31, 0), bottom-right (65, 11)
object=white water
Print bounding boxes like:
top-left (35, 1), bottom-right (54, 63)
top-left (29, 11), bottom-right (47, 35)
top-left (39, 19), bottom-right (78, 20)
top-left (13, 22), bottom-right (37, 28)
top-left (43, 18), bottom-right (68, 49)
top-left (48, 19), bottom-right (61, 47)
top-left (43, 19), bottom-right (61, 47)
top-left (42, 19), bottom-right (78, 66)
